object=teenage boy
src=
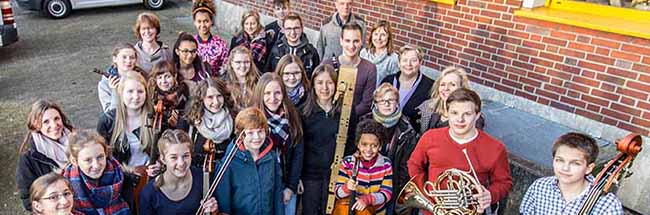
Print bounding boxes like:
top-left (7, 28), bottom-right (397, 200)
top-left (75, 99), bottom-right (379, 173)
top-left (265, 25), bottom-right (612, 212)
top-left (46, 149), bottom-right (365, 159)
top-left (265, 12), bottom-right (320, 77)
top-left (215, 107), bottom-right (284, 215)
top-left (407, 88), bottom-right (512, 215)
top-left (520, 132), bottom-right (624, 214)
top-left (265, 0), bottom-right (291, 47)
top-left (322, 22), bottom-right (376, 117)
top-left (317, 0), bottom-right (366, 59)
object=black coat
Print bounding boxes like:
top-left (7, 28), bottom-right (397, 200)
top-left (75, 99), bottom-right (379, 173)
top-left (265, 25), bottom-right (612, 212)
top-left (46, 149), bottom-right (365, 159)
top-left (264, 34), bottom-right (320, 77)
top-left (301, 105), bottom-right (342, 180)
top-left (96, 109), bottom-right (145, 165)
top-left (381, 72), bottom-right (435, 132)
top-left (15, 136), bottom-right (60, 211)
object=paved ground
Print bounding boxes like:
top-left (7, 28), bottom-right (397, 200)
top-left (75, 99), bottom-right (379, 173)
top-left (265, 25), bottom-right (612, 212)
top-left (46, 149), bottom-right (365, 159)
top-left (0, 0), bottom-right (202, 213)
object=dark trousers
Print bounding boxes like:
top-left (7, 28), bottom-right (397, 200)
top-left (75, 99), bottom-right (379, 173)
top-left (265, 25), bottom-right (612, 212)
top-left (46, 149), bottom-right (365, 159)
top-left (301, 178), bottom-right (330, 215)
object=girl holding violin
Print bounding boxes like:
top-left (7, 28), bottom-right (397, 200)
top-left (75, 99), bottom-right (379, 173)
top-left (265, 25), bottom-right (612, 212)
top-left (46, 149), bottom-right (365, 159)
top-left (177, 77), bottom-right (236, 170)
top-left (334, 119), bottom-right (393, 215)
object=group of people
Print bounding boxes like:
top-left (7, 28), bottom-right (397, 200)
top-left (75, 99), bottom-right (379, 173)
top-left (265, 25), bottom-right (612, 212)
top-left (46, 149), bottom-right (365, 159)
top-left (15, 0), bottom-right (626, 214)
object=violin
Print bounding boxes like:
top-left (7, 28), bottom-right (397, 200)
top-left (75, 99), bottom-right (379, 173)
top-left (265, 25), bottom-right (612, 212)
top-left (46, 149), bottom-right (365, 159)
top-left (577, 133), bottom-right (643, 215)
top-left (333, 156), bottom-right (376, 215)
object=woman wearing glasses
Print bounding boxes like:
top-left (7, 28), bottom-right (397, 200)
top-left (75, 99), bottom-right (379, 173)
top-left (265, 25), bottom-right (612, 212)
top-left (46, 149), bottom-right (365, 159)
top-left (173, 32), bottom-right (212, 93)
top-left (380, 45), bottom-right (435, 132)
top-left (275, 55), bottom-right (311, 109)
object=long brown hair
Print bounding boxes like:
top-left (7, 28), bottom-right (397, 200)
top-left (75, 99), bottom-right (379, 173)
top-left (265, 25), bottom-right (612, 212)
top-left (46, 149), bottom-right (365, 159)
top-left (147, 60), bottom-right (178, 96)
top-left (187, 77), bottom-right (238, 124)
top-left (252, 73), bottom-right (303, 144)
top-left (110, 71), bottom-right (155, 153)
top-left (301, 64), bottom-right (340, 117)
top-left (19, 99), bottom-right (75, 154)
top-left (274, 54), bottom-right (311, 90)
top-left (224, 46), bottom-right (260, 109)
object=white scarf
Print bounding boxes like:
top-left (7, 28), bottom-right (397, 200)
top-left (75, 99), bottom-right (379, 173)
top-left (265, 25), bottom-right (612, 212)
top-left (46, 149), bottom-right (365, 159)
top-left (32, 128), bottom-right (70, 168)
top-left (197, 108), bottom-right (233, 143)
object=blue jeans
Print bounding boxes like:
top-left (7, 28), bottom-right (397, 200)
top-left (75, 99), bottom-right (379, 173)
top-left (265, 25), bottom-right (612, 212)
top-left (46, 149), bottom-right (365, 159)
top-left (284, 192), bottom-right (297, 215)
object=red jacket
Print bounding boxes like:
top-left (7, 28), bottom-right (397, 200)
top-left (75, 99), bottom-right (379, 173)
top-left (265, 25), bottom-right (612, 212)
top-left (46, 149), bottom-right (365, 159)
top-left (407, 127), bottom-right (512, 212)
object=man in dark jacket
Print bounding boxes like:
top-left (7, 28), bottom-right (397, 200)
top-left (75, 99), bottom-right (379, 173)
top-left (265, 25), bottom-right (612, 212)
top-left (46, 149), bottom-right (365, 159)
top-left (265, 13), bottom-right (320, 77)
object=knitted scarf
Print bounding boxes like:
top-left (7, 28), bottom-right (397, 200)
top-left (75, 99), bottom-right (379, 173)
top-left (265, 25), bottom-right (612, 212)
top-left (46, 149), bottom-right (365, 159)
top-left (286, 83), bottom-right (305, 105)
top-left (197, 107), bottom-right (233, 144)
top-left (63, 158), bottom-right (130, 215)
top-left (265, 108), bottom-right (290, 148)
top-left (32, 128), bottom-right (70, 168)
top-left (372, 105), bottom-right (402, 128)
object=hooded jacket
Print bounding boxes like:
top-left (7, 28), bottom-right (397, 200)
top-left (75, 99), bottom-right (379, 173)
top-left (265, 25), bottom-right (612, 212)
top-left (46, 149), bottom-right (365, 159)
top-left (265, 34), bottom-right (320, 77)
top-left (215, 140), bottom-right (284, 215)
top-left (134, 41), bottom-right (173, 74)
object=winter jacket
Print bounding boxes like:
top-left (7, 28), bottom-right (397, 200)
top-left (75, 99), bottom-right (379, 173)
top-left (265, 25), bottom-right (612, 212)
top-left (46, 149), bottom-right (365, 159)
top-left (381, 72), bottom-right (435, 133)
top-left (360, 49), bottom-right (399, 86)
top-left (195, 34), bottom-right (230, 77)
top-left (134, 41), bottom-right (173, 74)
top-left (317, 12), bottom-right (366, 59)
top-left (265, 34), bottom-right (320, 77)
top-left (215, 140), bottom-right (284, 215)
top-left (97, 66), bottom-right (120, 113)
top-left (230, 31), bottom-right (271, 73)
top-left (16, 136), bottom-right (61, 211)
top-left (301, 105), bottom-right (350, 180)
top-left (322, 57), bottom-right (377, 118)
top-left (265, 20), bottom-right (283, 48)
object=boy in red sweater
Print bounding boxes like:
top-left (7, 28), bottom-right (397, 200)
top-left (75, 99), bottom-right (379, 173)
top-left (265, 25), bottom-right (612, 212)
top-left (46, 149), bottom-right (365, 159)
top-left (407, 88), bottom-right (512, 215)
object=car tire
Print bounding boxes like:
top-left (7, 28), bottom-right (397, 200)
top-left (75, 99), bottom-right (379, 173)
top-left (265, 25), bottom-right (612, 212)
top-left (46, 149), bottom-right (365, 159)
top-left (143, 0), bottom-right (164, 10)
top-left (43, 0), bottom-right (71, 19)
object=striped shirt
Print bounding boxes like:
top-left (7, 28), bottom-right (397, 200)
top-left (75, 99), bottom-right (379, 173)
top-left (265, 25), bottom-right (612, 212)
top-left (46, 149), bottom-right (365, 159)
top-left (335, 154), bottom-right (393, 215)
top-left (520, 176), bottom-right (624, 215)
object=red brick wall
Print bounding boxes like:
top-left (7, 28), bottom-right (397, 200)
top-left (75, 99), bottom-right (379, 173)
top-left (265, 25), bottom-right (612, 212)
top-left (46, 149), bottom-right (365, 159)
top-left (224, 0), bottom-right (650, 135)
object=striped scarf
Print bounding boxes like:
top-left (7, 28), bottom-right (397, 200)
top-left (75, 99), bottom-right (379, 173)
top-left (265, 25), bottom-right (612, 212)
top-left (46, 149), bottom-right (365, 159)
top-left (63, 158), bottom-right (130, 215)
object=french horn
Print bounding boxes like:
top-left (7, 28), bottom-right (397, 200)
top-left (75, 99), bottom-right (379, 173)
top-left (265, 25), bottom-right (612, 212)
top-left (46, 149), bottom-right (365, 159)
top-left (398, 168), bottom-right (482, 215)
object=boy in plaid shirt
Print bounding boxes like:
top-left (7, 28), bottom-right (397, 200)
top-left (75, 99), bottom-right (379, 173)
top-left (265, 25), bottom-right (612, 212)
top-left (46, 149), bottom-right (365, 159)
top-left (520, 132), bottom-right (624, 215)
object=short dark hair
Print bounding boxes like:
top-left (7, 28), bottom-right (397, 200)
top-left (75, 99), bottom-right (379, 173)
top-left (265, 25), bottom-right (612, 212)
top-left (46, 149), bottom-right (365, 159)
top-left (552, 132), bottom-right (599, 164)
top-left (283, 12), bottom-right (302, 28)
top-left (341, 22), bottom-right (363, 38)
top-left (273, 0), bottom-right (290, 7)
top-left (446, 88), bottom-right (482, 113)
top-left (354, 119), bottom-right (385, 146)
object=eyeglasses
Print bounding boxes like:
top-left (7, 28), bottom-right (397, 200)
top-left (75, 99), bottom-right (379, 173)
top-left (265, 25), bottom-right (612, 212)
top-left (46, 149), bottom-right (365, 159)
top-left (284, 27), bottom-right (302, 32)
top-left (282, 72), bottom-right (302, 78)
top-left (375, 99), bottom-right (397, 105)
top-left (41, 191), bottom-right (73, 202)
top-left (178, 49), bottom-right (197, 55)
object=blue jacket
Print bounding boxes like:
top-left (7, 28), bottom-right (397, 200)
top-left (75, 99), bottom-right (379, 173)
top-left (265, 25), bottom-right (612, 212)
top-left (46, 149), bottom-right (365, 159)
top-left (215, 140), bottom-right (284, 215)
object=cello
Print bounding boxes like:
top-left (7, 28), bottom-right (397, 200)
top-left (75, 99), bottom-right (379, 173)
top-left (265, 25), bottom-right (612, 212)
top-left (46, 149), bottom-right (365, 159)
top-left (577, 133), bottom-right (643, 215)
top-left (333, 155), bottom-right (376, 215)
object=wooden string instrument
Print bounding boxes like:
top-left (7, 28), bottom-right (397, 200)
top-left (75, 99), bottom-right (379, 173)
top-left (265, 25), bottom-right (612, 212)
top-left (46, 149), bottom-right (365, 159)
top-left (332, 157), bottom-right (376, 215)
top-left (577, 133), bottom-right (643, 215)
top-left (202, 140), bottom-right (216, 215)
top-left (326, 66), bottom-right (358, 214)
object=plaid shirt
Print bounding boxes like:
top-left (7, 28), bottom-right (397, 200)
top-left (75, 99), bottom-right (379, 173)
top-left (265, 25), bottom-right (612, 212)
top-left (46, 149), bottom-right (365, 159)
top-left (520, 176), bottom-right (623, 215)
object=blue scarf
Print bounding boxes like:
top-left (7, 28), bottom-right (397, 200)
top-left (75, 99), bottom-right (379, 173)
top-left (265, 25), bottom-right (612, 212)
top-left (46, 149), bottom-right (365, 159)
top-left (63, 158), bottom-right (130, 215)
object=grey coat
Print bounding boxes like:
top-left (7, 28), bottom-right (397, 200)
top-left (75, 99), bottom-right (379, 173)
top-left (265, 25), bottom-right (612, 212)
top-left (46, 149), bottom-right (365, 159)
top-left (316, 12), bottom-right (367, 59)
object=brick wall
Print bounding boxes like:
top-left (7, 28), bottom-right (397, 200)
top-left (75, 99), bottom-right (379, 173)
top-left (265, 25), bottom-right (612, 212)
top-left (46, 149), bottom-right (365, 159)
top-left (224, 0), bottom-right (650, 135)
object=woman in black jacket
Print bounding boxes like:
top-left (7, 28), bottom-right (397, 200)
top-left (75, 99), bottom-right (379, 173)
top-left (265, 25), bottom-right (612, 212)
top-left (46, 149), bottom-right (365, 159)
top-left (16, 99), bottom-right (75, 211)
top-left (360, 83), bottom-right (419, 215)
top-left (301, 64), bottom-right (358, 215)
top-left (380, 45), bottom-right (435, 132)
